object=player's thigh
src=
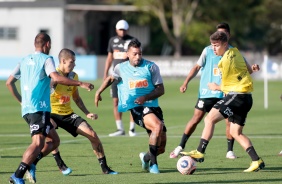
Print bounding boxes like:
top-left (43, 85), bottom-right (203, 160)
top-left (205, 107), bottom-right (225, 124)
top-left (143, 113), bottom-right (163, 131)
top-left (46, 127), bottom-right (60, 144)
top-left (76, 121), bottom-right (97, 138)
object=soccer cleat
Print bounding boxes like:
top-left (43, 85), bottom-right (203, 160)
top-left (109, 129), bottom-right (125, 137)
top-left (243, 158), bottom-right (265, 172)
top-left (129, 130), bottom-right (137, 137)
top-left (180, 150), bottom-right (205, 163)
top-left (103, 167), bottom-right (118, 175)
top-left (61, 167), bottom-right (72, 176)
top-left (149, 164), bottom-right (160, 174)
top-left (226, 151), bottom-right (237, 159)
top-left (169, 146), bottom-right (183, 158)
top-left (25, 164), bottom-right (36, 183)
top-left (278, 150), bottom-right (282, 156)
top-left (9, 173), bottom-right (25, 184)
top-left (139, 152), bottom-right (149, 170)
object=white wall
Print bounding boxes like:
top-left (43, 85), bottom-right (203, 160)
top-left (0, 7), bottom-right (64, 57)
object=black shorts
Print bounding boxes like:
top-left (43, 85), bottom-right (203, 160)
top-left (130, 106), bottom-right (167, 133)
top-left (213, 94), bottom-right (253, 126)
top-left (51, 113), bottom-right (86, 137)
top-left (195, 98), bottom-right (222, 112)
top-left (110, 80), bottom-right (119, 98)
top-left (23, 111), bottom-right (53, 137)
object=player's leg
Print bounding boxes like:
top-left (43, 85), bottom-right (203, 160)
top-left (49, 117), bottom-right (72, 175)
top-left (143, 112), bottom-right (163, 174)
top-left (109, 82), bottom-right (125, 136)
top-left (76, 121), bottom-right (118, 174)
top-left (225, 119), bottom-right (236, 159)
top-left (170, 108), bottom-right (205, 158)
top-left (128, 112), bottom-right (136, 136)
top-left (230, 122), bottom-right (264, 172)
top-left (182, 108), bottom-right (224, 162)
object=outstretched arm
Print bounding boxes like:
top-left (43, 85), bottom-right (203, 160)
top-left (50, 72), bottom-right (94, 91)
top-left (180, 64), bottom-right (201, 93)
top-left (95, 75), bottom-right (116, 107)
top-left (72, 89), bottom-right (98, 120)
top-left (6, 75), bottom-right (21, 104)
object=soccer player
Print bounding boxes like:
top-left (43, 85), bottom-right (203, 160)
top-left (28, 48), bottom-right (118, 181)
top-left (95, 39), bottom-right (167, 174)
top-left (6, 33), bottom-right (94, 184)
top-left (182, 31), bottom-right (265, 172)
top-left (103, 19), bottom-right (136, 137)
top-left (170, 23), bottom-right (237, 159)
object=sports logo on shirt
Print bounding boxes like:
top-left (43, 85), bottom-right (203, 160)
top-left (129, 79), bottom-right (148, 89)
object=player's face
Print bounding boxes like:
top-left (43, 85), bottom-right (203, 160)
top-left (127, 47), bottom-right (142, 67)
top-left (116, 29), bottom-right (127, 38)
top-left (63, 56), bottom-right (76, 73)
top-left (211, 41), bottom-right (228, 56)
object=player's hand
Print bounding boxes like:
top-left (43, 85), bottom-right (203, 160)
top-left (252, 64), bottom-right (260, 72)
top-left (95, 92), bottom-right (102, 107)
top-left (87, 113), bottom-right (98, 120)
top-left (80, 82), bottom-right (94, 91)
top-left (180, 84), bottom-right (187, 93)
top-left (134, 96), bottom-right (146, 105)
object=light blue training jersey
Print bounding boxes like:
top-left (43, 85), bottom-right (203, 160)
top-left (14, 52), bottom-right (54, 116)
top-left (197, 45), bottom-right (227, 98)
top-left (113, 59), bottom-right (162, 112)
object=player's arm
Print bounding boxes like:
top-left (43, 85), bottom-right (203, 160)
top-left (180, 64), bottom-right (201, 93)
top-left (134, 83), bottom-right (165, 105)
top-left (46, 58), bottom-right (94, 91)
top-left (72, 89), bottom-right (98, 120)
top-left (95, 75), bottom-right (116, 107)
top-left (208, 82), bottom-right (221, 91)
top-left (103, 52), bottom-right (113, 80)
top-left (244, 58), bottom-right (260, 74)
top-left (6, 75), bottom-right (21, 104)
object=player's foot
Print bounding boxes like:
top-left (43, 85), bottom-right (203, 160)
top-left (129, 129), bottom-right (136, 137)
top-left (109, 129), bottom-right (125, 137)
top-left (139, 152), bottom-right (149, 170)
top-left (180, 150), bottom-right (205, 163)
top-left (278, 150), bottom-right (282, 156)
top-left (26, 164), bottom-right (36, 183)
top-left (226, 151), bottom-right (237, 159)
top-left (103, 167), bottom-right (118, 174)
top-left (9, 173), bottom-right (25, 184)
top-left (149, 164), bottom-right (160, 174)
top-left (60, 165), bottom-right (72, 176)
top-left (243, 158), bottom-right (265, 172)
top-left (169, 146), bottom-right (183, 158)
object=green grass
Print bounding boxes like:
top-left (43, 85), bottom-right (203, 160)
top-left (0, 79), bottom-right (281, 184)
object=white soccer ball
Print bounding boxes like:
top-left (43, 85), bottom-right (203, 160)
top-left (177, 156), bottom-right (196, 175)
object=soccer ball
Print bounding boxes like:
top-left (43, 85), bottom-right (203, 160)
top-left (177, 156), bottom-right (196, 175)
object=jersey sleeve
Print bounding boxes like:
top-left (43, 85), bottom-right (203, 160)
top-left (150, 63), bottom-right (163, 85)
top-left (107, 37), bottom-right (114, 53)
top-left (197, 47), bottom-right (208, 67)
top-left (44, 57), bottom-right (56, 76)
top-left (11, 63), bottom-right (21, 79)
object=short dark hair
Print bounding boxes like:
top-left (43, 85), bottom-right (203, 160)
top-left (216, 22), bottom-right (230, 34)
top-left (210, 31), bottom-right (228, 43)
top-left (34, 32), bottom-right (51, 47)
top-left (58, 48), bottom-right (75, 62)
top-left (127, 38), bottom-right (141, 50)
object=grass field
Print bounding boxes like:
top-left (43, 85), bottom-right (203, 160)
top-left (0, 79), bottom-right (281, 184)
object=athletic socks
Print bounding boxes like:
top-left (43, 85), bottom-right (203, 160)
top-left (149, 145), bottom-right (158, 166)
top-left (98, 156), bottom-right (109, 172)
top-left (179, 133), bottom-right (190, 149)
top-left (116, 120), bottom-right (124, 131)
top-left (246, 146), bottom-right (260, 161)
top-left (197, 138), bottom-right (209, 153)
top-left (15, 162), bottom-right (29, 178)
top-left (53, 151), bottom-right (67, 169)
top-left (227, 138), bottom-right (235, 152)
top-left (33, 152), bottom-right (43, 165)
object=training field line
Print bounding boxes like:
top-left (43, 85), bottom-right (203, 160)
top-left (0, 126), bottom-right (282, 152)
